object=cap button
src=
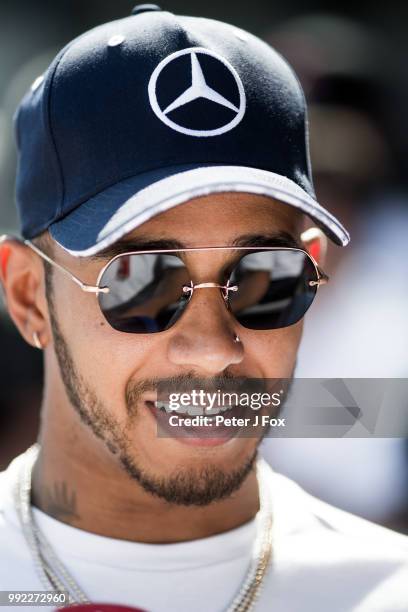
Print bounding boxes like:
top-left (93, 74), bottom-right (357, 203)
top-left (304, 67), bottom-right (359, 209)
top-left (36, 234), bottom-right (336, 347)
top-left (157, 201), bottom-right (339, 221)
top-left (131, 4), bottom-right (162, 15)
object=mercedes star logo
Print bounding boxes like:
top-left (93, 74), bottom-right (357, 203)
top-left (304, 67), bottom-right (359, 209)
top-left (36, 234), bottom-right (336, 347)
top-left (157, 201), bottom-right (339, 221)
top-left (148, 47), bottom-right (246, 137)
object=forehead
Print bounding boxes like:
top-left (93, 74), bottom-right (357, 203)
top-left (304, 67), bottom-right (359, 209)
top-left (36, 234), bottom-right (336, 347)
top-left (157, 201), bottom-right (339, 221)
top-left (130, 192), bottom-right (303, 241)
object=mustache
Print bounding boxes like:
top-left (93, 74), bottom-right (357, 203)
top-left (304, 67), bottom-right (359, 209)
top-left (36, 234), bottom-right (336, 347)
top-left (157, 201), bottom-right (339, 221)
top-left (125, 372), bottom-right (287, 411)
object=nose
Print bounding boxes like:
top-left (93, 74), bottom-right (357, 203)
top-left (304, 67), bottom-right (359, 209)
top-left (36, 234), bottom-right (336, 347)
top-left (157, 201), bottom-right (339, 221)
top-left (167, 286), bottom-right (244, 375)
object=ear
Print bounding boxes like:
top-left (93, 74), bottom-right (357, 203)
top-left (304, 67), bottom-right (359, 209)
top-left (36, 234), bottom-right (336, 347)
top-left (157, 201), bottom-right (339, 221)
top-left (0, 236), bottom-right (49, 349)
top-left (300, 227), bottom-right (328, 266)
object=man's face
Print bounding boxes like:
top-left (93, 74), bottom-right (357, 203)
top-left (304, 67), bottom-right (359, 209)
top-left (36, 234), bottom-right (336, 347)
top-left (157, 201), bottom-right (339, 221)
top-left (45, 193), bottom-right (304, 505)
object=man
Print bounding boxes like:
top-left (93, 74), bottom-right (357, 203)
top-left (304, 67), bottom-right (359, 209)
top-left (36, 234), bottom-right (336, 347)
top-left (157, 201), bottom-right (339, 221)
top-left (0, 5), bottom-right (406, 612)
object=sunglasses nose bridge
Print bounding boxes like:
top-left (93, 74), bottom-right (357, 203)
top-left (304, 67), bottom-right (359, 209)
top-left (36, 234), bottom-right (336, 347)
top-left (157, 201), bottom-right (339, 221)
top-left (181, 281), bottom-right (239, 327)
top-left (182, 281), bottom-right (238, 301)
top-left (166, 282), bottom-right (244, 372)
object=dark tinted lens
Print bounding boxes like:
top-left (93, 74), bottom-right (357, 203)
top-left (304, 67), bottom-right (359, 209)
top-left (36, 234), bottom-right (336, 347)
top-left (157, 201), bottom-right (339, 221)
top-left (228, 249), bottom-right (318, 329)
top-left (98, 254), bottom-right (190, 333)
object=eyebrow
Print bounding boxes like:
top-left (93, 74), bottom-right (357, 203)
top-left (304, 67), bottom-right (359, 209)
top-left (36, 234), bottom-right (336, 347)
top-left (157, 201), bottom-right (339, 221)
top-left (88, 231), bottom-right (301, 261)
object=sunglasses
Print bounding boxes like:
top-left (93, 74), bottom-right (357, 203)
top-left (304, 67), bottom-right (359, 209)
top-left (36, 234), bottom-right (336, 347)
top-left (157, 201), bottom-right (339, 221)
top-left (10, 238), bottom-right (328, 334)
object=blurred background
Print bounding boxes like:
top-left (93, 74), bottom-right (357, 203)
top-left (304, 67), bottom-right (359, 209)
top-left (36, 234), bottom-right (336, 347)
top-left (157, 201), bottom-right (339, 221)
top-left (1, 1), bottom-right (407, 533)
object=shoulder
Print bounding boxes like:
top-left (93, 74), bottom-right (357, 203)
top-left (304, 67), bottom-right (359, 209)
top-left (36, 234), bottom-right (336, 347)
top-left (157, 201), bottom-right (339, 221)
top-left (266, 462), bottom-right (408, 556)
top-left (259, 461), bottom-right (408, 611)
top-left (0, 457), bottom-right (25, 558)
top-left (0, 456), bottom-right (42, 590)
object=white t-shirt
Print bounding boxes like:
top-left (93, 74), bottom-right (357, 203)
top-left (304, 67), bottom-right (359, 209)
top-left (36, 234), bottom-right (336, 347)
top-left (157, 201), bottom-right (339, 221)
top-left (0, 451), bottom-right (407, 612)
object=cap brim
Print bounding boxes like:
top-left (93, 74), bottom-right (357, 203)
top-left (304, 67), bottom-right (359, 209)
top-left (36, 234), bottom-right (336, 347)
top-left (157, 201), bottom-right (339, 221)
top-left (49, 164), bottom-right (350, 256)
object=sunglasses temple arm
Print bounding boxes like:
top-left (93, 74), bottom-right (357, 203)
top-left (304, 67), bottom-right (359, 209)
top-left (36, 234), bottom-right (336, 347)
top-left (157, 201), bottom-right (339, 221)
top-left (317, 267), bottom-right (329, 283)
top-left (309, 267), bottom-right (329, 287)
top-left (24, 240), bottom-right (109, 294)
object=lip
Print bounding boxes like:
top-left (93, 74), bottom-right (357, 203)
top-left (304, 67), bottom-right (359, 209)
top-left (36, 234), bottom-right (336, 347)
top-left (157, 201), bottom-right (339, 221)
top-left (140, 377), bottom-right (284, 447)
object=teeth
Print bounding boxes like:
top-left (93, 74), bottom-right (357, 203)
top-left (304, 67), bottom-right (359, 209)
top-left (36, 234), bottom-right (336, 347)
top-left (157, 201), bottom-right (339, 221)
top-left (154, 401), bottom-right (234, 416)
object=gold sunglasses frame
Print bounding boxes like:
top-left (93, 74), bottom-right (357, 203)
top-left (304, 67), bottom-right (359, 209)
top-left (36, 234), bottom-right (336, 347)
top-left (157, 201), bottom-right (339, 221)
top-left (0, 235), bottom-right (329, 303)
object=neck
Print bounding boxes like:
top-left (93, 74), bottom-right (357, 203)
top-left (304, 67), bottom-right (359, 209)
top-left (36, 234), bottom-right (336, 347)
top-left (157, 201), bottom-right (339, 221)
top-left (31, 403), bottom-right (260, 544)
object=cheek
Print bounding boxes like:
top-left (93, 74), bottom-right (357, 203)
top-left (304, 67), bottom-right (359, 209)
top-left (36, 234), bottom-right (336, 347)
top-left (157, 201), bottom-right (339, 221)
top-left (51, 281), bottom-right (153, 406)
top-left (246, 321), bottom-right (303, 378)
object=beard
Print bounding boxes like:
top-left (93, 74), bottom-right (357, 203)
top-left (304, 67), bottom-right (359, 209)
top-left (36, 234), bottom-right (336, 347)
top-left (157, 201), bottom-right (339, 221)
top-left (47, 293), bottom-right (263, 507)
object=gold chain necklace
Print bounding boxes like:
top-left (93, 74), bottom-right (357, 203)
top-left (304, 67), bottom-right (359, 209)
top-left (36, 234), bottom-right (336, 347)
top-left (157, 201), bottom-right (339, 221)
top-left (14, 444), bottom-right (273, 611)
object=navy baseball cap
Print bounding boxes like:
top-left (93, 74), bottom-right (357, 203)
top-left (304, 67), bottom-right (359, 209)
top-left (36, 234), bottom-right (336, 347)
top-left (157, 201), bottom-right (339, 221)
top-left (14, 4), bottom-right (350, 256)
